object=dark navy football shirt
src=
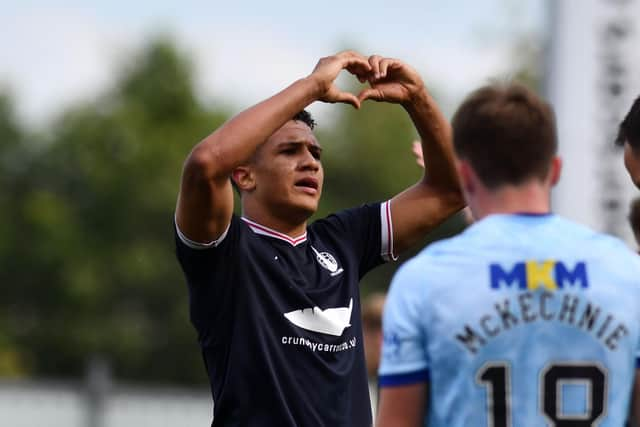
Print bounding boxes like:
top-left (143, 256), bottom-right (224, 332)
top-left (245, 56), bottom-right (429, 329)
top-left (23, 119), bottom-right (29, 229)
top-left (175, 201), bottom-right (395, 426)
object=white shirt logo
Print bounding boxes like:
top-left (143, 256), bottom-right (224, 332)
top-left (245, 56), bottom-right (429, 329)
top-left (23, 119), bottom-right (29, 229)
top-left (311, 246), bottom-right (344, 276)
top-left (284, 299), bottom-right (353, 336)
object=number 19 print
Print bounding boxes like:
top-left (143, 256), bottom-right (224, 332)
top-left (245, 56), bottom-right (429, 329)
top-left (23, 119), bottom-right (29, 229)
top-left (477, 361), bottom-right (606, 427)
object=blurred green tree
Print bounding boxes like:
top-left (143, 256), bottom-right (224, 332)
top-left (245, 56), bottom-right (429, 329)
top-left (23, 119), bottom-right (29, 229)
top-left (2, 38), bottom-right (228, 384)
top-left (0, 91), bottom-right (32, 377)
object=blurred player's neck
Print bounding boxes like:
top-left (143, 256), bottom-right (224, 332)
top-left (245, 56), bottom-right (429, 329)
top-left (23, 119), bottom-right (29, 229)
top-left (468, 181), bottom-right (551, 220)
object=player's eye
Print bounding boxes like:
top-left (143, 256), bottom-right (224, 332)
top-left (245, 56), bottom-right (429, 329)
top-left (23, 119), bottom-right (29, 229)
top-left (309, 146), bottom-right (322, 160)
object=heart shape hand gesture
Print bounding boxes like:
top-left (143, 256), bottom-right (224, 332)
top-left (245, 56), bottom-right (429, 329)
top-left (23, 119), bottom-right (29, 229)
top-left (309, 51), bottom-right (427, 109)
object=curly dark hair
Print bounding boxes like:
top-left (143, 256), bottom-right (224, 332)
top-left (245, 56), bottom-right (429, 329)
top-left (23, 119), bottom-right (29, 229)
top-left (293, 110), bottom-right (316, 130)
top-left (616, 96), bottom-right (640, 150)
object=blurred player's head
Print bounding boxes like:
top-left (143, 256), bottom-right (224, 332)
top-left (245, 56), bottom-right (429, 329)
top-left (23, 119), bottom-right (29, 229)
top-left (451, 83), bottom-right (561, 218)
top-left (615, 96), bottom-right (640, 189)
top-left (362, 292), bottom-right (386, 378)
top-left (628, 197), bottom-right (640, 251)
top-left (232, 110), bottom-right (323, 223)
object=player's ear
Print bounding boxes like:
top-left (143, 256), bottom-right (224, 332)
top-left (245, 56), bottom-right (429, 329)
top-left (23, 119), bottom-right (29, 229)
top-left (456, 159), bottom-right (476, 196)
top-left (232, 166), bottom-right (256, 192)
top-left (549, 156), bottom-right (562, 187)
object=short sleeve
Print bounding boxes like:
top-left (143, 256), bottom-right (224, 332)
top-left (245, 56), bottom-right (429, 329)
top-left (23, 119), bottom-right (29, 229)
top-left (311, 200), bottom-right (397, 278)
top-left (378, 259), bottom-right (430, 386)
top-left (174, 216), bottom-right (236, 281)
top-left (174, 215), bottom-right (243, 342)
top-left (175, 217), bottom-right (230, 250)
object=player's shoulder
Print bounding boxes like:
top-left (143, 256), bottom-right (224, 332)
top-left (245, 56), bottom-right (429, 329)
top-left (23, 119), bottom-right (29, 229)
top-left (543, 216), bottom-right (640, 280)
top-left (591, 231), bottom-right (640, 274)
top-left (387, 223), bottom-right (481, 285)
top-left (414, 220), bottom-right (484, 261)
top-left (311, 202), bottom-right (382, 230)
top-left (552, 215), bottom-right (614, 242)
top-left (385, 255), bottom-right (433, 317)
top-left (391, 234), bottom-right (465, 289)
top-left (557, 216), bottom-right (637, 255)
top-left (387, 235), bottom-right (474, 316)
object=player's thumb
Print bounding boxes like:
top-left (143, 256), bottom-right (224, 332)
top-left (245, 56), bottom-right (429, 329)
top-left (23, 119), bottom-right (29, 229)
top-left (335, 92), bottom-right (361, 109)
top-left (358, 88), bottom-right (383, 103)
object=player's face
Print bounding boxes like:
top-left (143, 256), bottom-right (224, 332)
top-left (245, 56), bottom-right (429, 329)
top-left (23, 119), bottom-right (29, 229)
top-left (624, 142), bottom-right (640, 189)
top-left (251, 120), bottom-right (324, 221)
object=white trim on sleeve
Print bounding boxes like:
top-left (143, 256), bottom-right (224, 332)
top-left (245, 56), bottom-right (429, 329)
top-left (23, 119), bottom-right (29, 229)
top-left (380, 200), bottom-right (398, 262)
top-left (175, 217), bottom-right (230, 250)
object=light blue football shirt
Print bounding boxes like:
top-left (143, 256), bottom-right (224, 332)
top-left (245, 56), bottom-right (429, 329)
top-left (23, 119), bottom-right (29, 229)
top-left (379, 213), bottom-right (640, 427)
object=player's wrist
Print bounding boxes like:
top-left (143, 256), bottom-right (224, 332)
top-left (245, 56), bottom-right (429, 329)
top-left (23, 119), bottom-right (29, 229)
top-left (304, 74), bottom-right (330, 101)
top-left (402, 86), bottom-right (430, 111)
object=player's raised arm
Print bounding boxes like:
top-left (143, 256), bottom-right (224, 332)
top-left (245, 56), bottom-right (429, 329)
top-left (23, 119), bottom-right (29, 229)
top-left (175, 51), bottom-right (371, 243)
top-left (358, 56), bottom-right (464, 255)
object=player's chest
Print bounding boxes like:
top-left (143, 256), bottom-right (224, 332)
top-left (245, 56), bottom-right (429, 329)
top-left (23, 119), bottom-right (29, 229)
top-left (245, 241), bottom-right (351, 292)
top-left (238, 240), bottom-right (359, 341)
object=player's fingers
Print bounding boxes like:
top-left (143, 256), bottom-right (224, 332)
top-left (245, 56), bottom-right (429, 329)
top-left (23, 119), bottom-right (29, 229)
top-left (345, 58), bottom-right (372, 79)
top-left (387, 59), bottom-right (403, 69)
top-left (334, 91), bottom-right (361, 109)
top-left (346, 57), bottom-right (371, 70)
top-left (337, 50), bottom-right (370, 69)
top-left (368, 55), bottom-right (383, 80)
top-left (412, 141), bottom-right (425, 168)
top-left (357, 88), bottom-right (383, 103)
top-left (336, 49), bottom-right (364, 59)
top-left (412, 140), bottom-right (423, 156)
top-left (379, 58), bottom-right (399, 79)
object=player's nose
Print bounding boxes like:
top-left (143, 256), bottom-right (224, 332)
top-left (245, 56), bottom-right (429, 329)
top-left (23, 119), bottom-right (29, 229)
top-left (299, 149), bottom-right (320, 171)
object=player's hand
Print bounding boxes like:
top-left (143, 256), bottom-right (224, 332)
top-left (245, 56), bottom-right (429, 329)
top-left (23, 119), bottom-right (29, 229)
top-left (309, 51), bottom-right (372, 109)
top-left (357, 56), bottom-right (426, 106)
top-left (412, 140), bottom-right (425, 168)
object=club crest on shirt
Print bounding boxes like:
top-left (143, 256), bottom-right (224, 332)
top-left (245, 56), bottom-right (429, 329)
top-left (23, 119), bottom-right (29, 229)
top-left (311, 246), bottom-right (344, 276)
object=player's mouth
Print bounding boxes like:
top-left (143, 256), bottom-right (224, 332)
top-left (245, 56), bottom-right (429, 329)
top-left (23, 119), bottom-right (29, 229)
top-left (294, 177), bottom-right (319, 195)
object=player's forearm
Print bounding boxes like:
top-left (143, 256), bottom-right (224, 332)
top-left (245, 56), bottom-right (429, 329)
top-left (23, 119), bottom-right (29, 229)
top-left (186, 76), bottom-right (323, 180)
top-left (404, 91), bottom-right (461, 195)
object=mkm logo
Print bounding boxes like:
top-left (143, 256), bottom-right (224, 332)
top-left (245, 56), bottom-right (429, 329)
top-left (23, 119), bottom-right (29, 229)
top-left (490, 260), bottom-right (588, 290)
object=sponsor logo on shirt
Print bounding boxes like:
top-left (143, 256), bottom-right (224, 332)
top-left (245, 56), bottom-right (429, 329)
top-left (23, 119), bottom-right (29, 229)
top-left (489, 260), bottom-right (589, 291)
top-left (284, 298), bottom-right (353, 336)
top-left (280, 335), bottom-right (357, 352)
top-left (311, 246), bottom-right (344, 277)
